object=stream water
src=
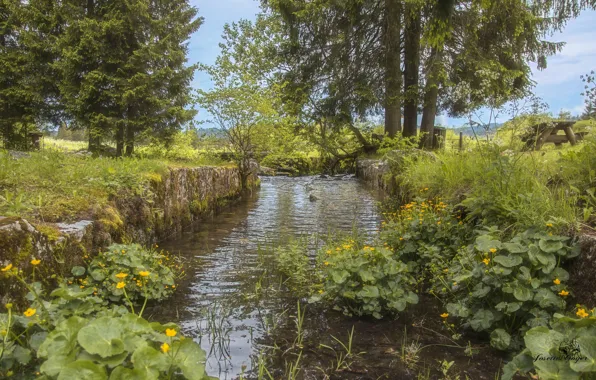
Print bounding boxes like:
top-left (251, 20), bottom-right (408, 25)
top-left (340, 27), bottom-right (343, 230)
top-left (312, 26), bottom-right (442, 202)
top-left (151, 176), bottom-right (504, 380)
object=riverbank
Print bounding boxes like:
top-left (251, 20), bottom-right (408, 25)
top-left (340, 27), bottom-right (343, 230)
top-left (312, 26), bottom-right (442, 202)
top-left (0, 149), bottom-right (259, 305)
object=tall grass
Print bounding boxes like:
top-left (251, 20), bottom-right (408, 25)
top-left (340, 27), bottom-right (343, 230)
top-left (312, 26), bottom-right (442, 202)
top-left (396, 142), bottom-right (581, 233)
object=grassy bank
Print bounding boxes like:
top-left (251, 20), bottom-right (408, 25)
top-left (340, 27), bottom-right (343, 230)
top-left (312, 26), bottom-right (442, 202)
top-left (0, 148), bottom-right (229, 223)
top-left (383, 134), bottom-right (596, 234)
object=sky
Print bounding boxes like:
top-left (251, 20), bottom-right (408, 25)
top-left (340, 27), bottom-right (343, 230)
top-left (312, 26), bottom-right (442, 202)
top-left (188, 1), bottom-right (596, 128)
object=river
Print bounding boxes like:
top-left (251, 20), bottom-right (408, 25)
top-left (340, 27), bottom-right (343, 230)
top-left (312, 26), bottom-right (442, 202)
top-left (152, 176), bottom-right (503, 380)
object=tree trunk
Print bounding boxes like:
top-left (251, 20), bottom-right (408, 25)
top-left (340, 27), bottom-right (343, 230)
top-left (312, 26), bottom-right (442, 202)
top-left (384, 0), bottom-right (402, 138)
top-left (116, 124), bottom-right (124, 156)
top-left (403, 3), bottom-right (421, 138)
top-left (125, 124), bottom-right (134, 156)
top-left (420, 48), bottom-right (441, 149)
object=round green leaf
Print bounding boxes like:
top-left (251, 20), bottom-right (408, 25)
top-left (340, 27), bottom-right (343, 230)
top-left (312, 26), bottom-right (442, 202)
top-left (490, 329), bottom-right (511, 351)
top-left (57, 360), bottom-right (107, 380)
top-left (514, 286), bottom-right (532, 302)
top-left (77, 317), bottom-right (125, 358)
top-left (71, 266), bottom-right (86, 277)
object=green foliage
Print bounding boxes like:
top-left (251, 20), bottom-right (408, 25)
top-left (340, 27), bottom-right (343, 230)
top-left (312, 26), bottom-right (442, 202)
top-left (376, 133), bottom-right (419, 156)
top-left (398, 144), bottom-right (579, 232)
top-left (36, 314), bottom-right (210, 380)
top-left (261, 152), bottom-right (317, 176)
top-left (135, 131), bottom-right (225, 165)
top-left (0, 247), bottom-right (209, 379)
top-left (51, 0), bottom-right (202, 154)
top-left (311, 242), bottom-right (419, 319)
top-left (0, 149), bottom-right (221, 221)
top-left (73, 244), bottom-right (183, 303)
top-left (503, 309), bottom-right (596, 380)
top-left (379, 197), bottom-right (470, 271)
top-left (274, 241), bottom-right (313, 295)
top-left (437, 228), bottom-right (578, 350)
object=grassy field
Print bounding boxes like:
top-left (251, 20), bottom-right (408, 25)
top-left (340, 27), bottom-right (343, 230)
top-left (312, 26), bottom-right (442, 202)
top-left (0, 145), bottom-right (231, 222)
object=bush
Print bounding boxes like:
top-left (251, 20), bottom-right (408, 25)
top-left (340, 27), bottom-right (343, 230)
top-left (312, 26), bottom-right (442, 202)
top-left (379, 197), bottom-right (471, 273)
top-left (503, 308), bottom-right (596, 380)
top-left (274, 241), bottom-right (313, 295)
top-left (0, 249), bottom-right (209, 379)
top-left (73, 244), bottom-right (184, 304)
top-left (260, 152), bottom-right (317, 175)
top-left (37, 313), bottom-right (211, 380)
top-left (310, 241), bottom-right (419, 319)
top-left (437, 228), bottom-right (579, 351)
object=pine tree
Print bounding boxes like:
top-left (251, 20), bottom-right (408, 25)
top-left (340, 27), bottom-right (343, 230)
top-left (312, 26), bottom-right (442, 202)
top-left (0, 0), bottom-right (37, 149)
top-left (53, 0), bottom-right (201, 155)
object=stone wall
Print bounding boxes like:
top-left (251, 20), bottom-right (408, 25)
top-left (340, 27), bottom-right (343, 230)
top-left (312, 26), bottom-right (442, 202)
top-left (0, 166), bottom-right (256, 304)
top-left (355, 158), bottom-right (395, 193)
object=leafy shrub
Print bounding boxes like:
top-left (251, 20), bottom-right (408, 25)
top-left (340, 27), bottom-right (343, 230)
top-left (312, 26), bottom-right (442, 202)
top-left (503, 308), bottom-right (596, 380)
top-left (1, 250), bottom-right (209, 380)
top-left (311, 242), bottom-right (419, 319)
top-left (376, 133), bottom-right (419, 156)
top-left (438, 228), bottom-right (579, 350)
top-left (73, 244), bottom-right (184, 304)
top-left (379, 197), bottom-right (470, 272)
top-left (274, 241), bottom-right (313, 295)
top-left (260, 152), bottom-right (317, 175)
top-left (36, 313), bottom-right (212, 380)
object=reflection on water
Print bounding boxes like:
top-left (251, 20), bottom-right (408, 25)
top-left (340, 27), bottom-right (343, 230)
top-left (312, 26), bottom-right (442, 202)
top-left (154, 176), bottom-right (383, 379)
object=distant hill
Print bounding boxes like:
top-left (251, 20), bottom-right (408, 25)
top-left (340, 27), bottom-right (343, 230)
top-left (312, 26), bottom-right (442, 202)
top-left (197, 127), bottom-right (226, 138)
top-left (447, 122), bottom-right (503, 136)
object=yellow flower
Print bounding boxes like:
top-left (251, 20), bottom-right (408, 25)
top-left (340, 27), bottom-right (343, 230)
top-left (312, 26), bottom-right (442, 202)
top-left (440, 313), bottom-right (449, 318)
top-left (139, 271), bottom-right (150, 277)
top-left (326, 250), bottom-right (332, 255)
top-left (559, 290), bottom-right (569, 297)
top-left (318, 289), bottom-right (324, 294)
top-left (115, 272), bottom-right (128, 279)
top-left (546, 223), bottom-right (553, 227)
top-left (443, 268), bottom-right (449, 273)
top-left (30, 259), bottom-right (41, 266)
top-left (165, 328), bottom-right (177, 337)
top-left (489, 248), bottom-right (497, 253)
top-left (577, 308), bottom-right (589, 318)
top-left (324, 261), bottom-right (329, 266)
top-left (553, 278), bottom-right (561, 285)
top-left (437, 221), bottom-right (441, 225)
top-left (116, 282), bottom-right (126, 289)
top-left (482, 258), bottom-right (490, 266)
top-left (1, 263), bottom-right (13, 272)
top-left (161, 342), bottom-right (170, 353)
top-left (121, 250), bottom-right (126, 254)
top-left (23, 308), bottom-right (36, 317)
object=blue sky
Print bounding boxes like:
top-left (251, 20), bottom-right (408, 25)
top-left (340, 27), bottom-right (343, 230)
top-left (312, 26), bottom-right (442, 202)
top-left (188, 1), bottom-right (596, 128)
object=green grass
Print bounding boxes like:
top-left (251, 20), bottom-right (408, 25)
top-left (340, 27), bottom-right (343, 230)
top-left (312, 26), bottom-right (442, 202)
top-left (0, 149), bottom-right (230, 222)
top-left (393, 138), bottom-right (593, 234)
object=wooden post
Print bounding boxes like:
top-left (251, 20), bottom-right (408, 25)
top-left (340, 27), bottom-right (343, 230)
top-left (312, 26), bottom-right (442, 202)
top-left (459, 132), bottom-right (463, 151)
top-left (563, 126), bottom-right (577, 146)
top-left (535, 127), bottom-right (554, 151)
